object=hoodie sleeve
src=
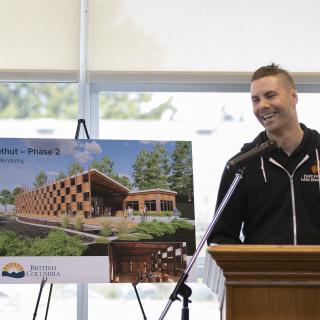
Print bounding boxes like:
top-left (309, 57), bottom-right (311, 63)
top-left (207, 164), bottom-right (247, 244)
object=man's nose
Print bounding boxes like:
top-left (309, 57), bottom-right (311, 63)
top-left (259, 98), bottom-right (270, 109)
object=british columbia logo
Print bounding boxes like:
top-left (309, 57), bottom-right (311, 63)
top-left (2, 262), bottom-right (25, 278)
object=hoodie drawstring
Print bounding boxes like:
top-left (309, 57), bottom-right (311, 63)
top-left (260, 157), bottom-right (267, 183)
top-left (316, 148), bottom-right (320, 196)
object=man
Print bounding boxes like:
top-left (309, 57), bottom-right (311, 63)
top-left (208, 63), bottom-right (320, 245)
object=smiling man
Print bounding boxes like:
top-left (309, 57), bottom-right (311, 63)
top-left (208, 63), bottom-right (320, 245)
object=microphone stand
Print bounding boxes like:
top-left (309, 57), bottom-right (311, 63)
top-left (159, 167), bottom-right (244, 320)
top-left (33, 277), bottom-right (47, 320)
top-left (132, 274), bottom-right (147, 320)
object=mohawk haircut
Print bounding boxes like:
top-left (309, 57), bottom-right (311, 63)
top-left (251, 63), bottom-right (296, 89)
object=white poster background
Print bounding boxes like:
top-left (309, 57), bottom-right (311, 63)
top-left (0, 256), bottom-right (109, 283)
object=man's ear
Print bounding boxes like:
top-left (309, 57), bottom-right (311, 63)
top-left (291, 89), bottom-right (298, 106)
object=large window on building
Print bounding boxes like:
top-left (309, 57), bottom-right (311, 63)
top-left (160, 200), bottom-right (173, 211)
top-left (144, 200), bottom-right (156, 211)
top-left (126, 201), bottom-right (139, 211)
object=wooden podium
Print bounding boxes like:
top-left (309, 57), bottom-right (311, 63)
top-left (207, 245), bottom-right (320, 320)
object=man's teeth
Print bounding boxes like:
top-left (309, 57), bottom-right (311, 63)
top-left (263, 113), bottom-right (276, 120)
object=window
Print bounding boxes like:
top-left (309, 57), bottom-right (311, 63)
top-left (72, 194), bottom-right (76, 202)
top-left (77, 185), bottom-right (82, 193)
top-left (83, 192), bottom-right (89, 202)
top-left (161, 200), bottom-right (173, 211)
top-left (83, 173), bottom-right (89, 183)
top-left (126, 201), bottom-right (139, 211)
top-left (77, 202), bottom-right (83, 210)
top-left (66, 187), bottom-right (70, 195)
top-left (0, 83), bottom-right (77, 139)
top-left (3, 76), bottom-right (320, 320)
top-left (71, 178), bottom-right (76, 186)
top-left (144, 200), bottom-right (156, 211)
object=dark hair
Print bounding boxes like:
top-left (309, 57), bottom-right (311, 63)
top-left (251, 63), bottom-right (296, 89)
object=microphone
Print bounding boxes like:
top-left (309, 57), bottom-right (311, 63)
top-left (227, 140), bottom-right (277, 169)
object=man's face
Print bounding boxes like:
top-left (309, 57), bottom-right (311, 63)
top-left (250, 75), bottom-right (298, 135)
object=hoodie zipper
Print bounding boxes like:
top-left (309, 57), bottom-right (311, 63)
top-left (269, 155), bottom-right (309, 245)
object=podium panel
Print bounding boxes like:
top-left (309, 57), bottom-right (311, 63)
top-left (207, 245), bottom-right (320, 320)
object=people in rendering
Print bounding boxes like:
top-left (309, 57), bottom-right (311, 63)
top-left (143, 205), bottom-right (148, 221)
top-left (90, 205), bottom-right (94, 218)
top-left (96, 205), bottom-right (100, 217)
top-left (208, 63), bottom-right (320, 245)
top-left (127, 206), bottom-right (133, 220)
top-left (173, 207), bottom-right (180, 218)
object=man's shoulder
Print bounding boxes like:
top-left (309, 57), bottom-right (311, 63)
top-left (301, 123), bottom-right (320, 146)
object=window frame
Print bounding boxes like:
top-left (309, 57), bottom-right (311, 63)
top-left (1, 71), bottom-right (320, 320)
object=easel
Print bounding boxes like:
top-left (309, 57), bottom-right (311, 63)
top-left (75, 118), bottom-right (90, 140)
top-left (132, 273), bottom-right (148, 320)
top-left (33, 278), bottom-right (53, 320)
top-left (32, 119), bottom-right (90, 319)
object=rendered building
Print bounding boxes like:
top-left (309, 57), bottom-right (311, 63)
top-left (15, 169), bottom-right (177, 218)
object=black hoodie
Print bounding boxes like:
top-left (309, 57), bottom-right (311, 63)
top-left (208, 124), bottom-right (320, 245)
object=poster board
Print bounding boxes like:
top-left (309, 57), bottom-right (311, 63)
top-left (0, 138), bottom-right (196, 283)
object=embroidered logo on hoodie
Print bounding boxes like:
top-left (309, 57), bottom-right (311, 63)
top-left (301, 162), bottom-right (319, 182)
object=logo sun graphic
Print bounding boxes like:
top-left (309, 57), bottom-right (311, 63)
top-left (2, 262), bottom-right (25, 278)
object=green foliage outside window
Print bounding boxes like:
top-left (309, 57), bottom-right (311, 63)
top-left (0, 84), bottom-right (176, 120)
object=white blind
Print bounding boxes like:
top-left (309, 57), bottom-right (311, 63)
top-left (0, 0), bottom-right (79, 71)
top-left (88, 0), bottom-right (320, 72)
top-left (1, 0), bottom-right (320, 74)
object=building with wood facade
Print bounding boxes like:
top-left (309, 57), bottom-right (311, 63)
top-left (15, 169), bottom-right (177, 218)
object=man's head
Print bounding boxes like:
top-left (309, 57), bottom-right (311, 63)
top-left (251, 63), bottom-right (296, 90)
top-left (250, 63), bottom-right (299, 136)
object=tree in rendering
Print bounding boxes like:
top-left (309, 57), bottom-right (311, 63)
top-left (33, 171), bottom-right (48, 188)
top-left (68, 162), bottom-right (83, 176)
top-left (132, 144), bottom-right (170, 190)
top-left (0, 189), bottom-right (13, 213)
top-left (169, 141), bottom-right (194, 201)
